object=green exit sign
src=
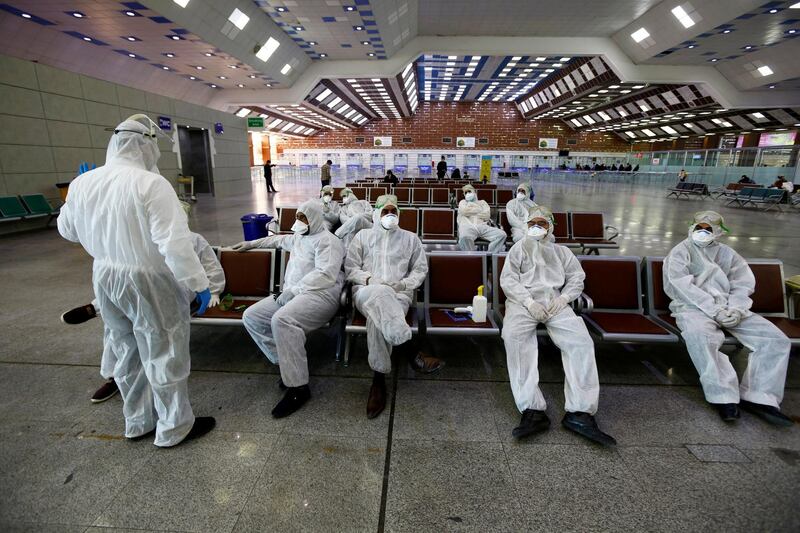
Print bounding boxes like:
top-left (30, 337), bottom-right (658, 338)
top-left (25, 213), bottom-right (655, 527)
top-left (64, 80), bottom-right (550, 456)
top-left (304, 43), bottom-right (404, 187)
top-left (247, 117), bottom-right (264, 128)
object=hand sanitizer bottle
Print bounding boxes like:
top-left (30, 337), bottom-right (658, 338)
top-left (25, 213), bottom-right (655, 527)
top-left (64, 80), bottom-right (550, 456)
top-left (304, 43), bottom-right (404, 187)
top-left (472, 285), bottom-right (487, 322)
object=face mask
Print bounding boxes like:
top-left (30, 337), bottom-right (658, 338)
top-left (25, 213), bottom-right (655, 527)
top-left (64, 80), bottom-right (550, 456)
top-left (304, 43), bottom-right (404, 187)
top-left (291, 220), bottom-right (309, 235)
top-left (527, 225), bottom-right (548, 240)
top-left (465, 192), bottom-right (476, 202)
top-left (322, 195), bottom-right (331, 204)
top-left (517, 192), bottom-right (527, 200)
top-left (691, 229), bottom-right (714, 247)
top-left (380, 213), bottom-right (399, 230)
top-left (343, 195), bottom-right (353, 204)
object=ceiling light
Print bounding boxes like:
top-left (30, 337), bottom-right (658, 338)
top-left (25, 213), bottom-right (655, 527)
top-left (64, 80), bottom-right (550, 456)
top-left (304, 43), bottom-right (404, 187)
top-left (791, 2), bottom-right (800, 7)
top-left (125, 11), bottom-right (136, 16)
top-left (319, 53), bottom-right (327, 57)
top-left (128, 53), bottom-right (136, 58)
top-left (744, 45), bottom-right (753, 50)
top-left (173, 0), bottom-right (190, 7)
top-left (710, 58), bottom-right (719, 62)
top-left (671, 6), bottom-right (695, 28)
top-left (631, 85), bottom-right (645, 89)
top-left (189, 76), bottom-right (196, 80)
top-left (661, 125), bottom-right (678, 135)
top-left (170, 35), bottom-right (181, 40)
top-left (687, 44), bottom-right (696, 49)
top-left (218, 75), bottom-right (226, 80)
top-left (165, 53), bottom-right (175, 58)
top-left (236, 108), bottom-right (251, 117)
top-left (361, 41), bottom-right (370, 45)
top-left (281, 63), bottom-right (292, 75)
top-left (210, 84), bottom-right (217, 88)
top-left (70, 11), bottom-right (85, 18)
top-left (789, 29), bottom-right (798, 34)
top-left (308, 41), bottom-right (317, 45)
top-left (751, 112), bottom-right (765, 119)
top-left (249, 74), bottom-right (257, 79)
top-left (162, 66), bottom-right (169, 70)
top-left (769, 9), bottom-right (778, 13)
top-left (256, 37), bottom-right (280, 62)
top-left (631, 28), bottom-right (650, 43)
top-left (757, 65), bottom-right (774, 76)
top-left (294, 26), bottom-right (303, 31)
top-left (354, 25), bottom-right (363, 31)
top-left (345, 6), bottom-right (355, 11)
top-left (769, 85), bottom-right (776, 89)
top-left (83, 37), bottom-right (92, 41)
top-left (722, 29), bottom-right (731, 34)
top-left (367, 52), bottom-right (375, 57)
top-left (126, 36), bottom-right (137, 41)
top-left (228, 8), bottom-right (250, 29)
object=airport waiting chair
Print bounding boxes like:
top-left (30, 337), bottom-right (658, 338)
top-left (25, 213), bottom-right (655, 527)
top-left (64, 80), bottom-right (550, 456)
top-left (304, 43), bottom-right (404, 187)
top-left (570, 212), bottom-right (619, 255)
top-left (394, 187), bottom-right (411, 205)
top-left (20, 194), bottom-right (60, 225)
top-left (749, 260), bottom-right (800, 344)
top-left (411, 187), bottom-right (431, 206)
top-left (496, 189), bottom-right (514, 205)
top-left (553, 212), bottom-right (581, 249)
top-left (741, 188), bottom-right (786, 212)
top-left (579, 256), bottom-right (678, 343)
top-left (350, 187), bottom-right (368, 200)
top-left (0, 196), bottom-right (31, 223)
top-left (276, 207), bottom-right (297, 234)
top-left (430, 188), bottom-right (451, 206)
top-left (368, 187), bottom-right (389, 203)
top-left (424, 252), bottom-right (500, 336)
top-left (420, 208), bottom-right (457, 244)
top-left (191, 249), bottom-right (275, 325)
top-left (399, 207), bottom-right (419, 235)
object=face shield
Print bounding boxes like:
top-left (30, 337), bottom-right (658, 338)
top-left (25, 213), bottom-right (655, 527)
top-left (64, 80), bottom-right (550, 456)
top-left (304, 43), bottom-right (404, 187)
top-left (106, 114), bottom-right (172, 173)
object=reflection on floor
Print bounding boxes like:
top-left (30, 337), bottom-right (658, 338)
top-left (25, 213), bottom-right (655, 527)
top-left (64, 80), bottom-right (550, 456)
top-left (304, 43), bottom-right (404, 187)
top-left (0, 173), bottom-right (798, 532)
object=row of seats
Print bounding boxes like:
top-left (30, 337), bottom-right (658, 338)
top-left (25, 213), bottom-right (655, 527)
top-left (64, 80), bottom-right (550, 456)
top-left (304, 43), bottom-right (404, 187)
top-left (191, 249), bottom-right (800, 367)
top-left (724, 187), bottom-right (786, 212)
top-left (0, 194), bottom-right (60, 226)
top-left (274, 207), bottom-right (618, 255)
top-left (335, 186), bottom-right (511, 207)
top-left (666, 182), bottom-right (709, 199)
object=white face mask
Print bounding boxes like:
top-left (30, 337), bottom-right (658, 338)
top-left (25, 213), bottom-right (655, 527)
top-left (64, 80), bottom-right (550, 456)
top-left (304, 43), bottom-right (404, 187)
top-left (692, 229), bottom-right (714, 247)
top-left (343, 195), bottom-right (353, 204)
top-left (465, 192), bottom-right (476, 202)
top-left (527, 225), bottom-right (548, 240)
top-left (291, 220), bottom-right (309, 235)
top-left (322, 194), bottom-right (332, 204)
top-left (380, 213), bottom-right (399, 230)
top-left (517, 192), bottom-right (527, 200)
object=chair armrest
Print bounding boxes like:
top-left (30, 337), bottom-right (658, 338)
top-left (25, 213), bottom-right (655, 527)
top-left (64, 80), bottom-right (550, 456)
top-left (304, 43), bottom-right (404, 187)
top-left (574, 292), bottom-right (594, 314)
top-left (789, 291), bottom-right (800, 320)
top-left (605, 225), bottom-right (619, 241)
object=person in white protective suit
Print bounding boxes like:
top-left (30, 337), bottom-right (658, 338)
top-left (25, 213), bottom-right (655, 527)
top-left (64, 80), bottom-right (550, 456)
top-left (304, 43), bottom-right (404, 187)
top-left (334, 188), bottom-right (373, 248)
top-left (457, 184), bottom-right (507, 253)
top-left (345, 195), bottom-right (444, 418)
top-left (233, 199), bottom-right (345, 418)
top-left (319, 184), bottom-right (341, 232)
top-left (500, 205), bottom-right (616, 446)
top-left (664, 211), bottom-right (792, 426)
top-left (61, 231), bottom-right (226, 404)
top-left (505, 182), bottom-right (537, 243)
top-left (57, 115), bottom-right (216, 447)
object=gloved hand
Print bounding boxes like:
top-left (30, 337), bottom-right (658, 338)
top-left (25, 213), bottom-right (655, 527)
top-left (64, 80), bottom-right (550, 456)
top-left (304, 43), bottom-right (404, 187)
top-left (276, 289), bottom-right (296, 306)
top-left (718, 309), bottom-right (742, 328)
top-left (525, 300), bottom-right (549, 321)
top-left (195, 288), bottom-right (211, 316)
top-left (547, 296), bottom-right (569, 316)
top-left (208, 293), bottom-right (220, 308)
top-left (77, 162), bottom-right (96, 175)
top-left (368, 276), bottom-right (383, 286)
top-left (231, 240), bottom-right (256, 252)
top-left (383, 280), bottom-right (404, 292)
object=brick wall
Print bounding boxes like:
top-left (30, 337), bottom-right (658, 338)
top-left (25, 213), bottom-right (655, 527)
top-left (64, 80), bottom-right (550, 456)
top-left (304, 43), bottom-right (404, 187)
top-left (280, 102), bottom-right (630, 152)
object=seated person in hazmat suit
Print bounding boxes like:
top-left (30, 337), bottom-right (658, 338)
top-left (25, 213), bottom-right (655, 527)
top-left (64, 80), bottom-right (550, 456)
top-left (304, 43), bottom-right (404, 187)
top-left (500, 206), bottom-right (616, 446)
top-left (663, 211), bottom-right (792, 425)
top-left (457, 184), bottom-right (507, 253)
top-left (334, 187), bottom-right (373, 248)
top-left (505, 182), bottom-right (537, 243)
top-left (57, 115), bottom-right (216, 447)
top-left (61, 230), bottom-right (226, 404)
top-left (232, 200), bottom-right (345, 418)
top-left (345, 195), bottom-right (444, 418)
top-left (319, 184), bottom-right (341, 232)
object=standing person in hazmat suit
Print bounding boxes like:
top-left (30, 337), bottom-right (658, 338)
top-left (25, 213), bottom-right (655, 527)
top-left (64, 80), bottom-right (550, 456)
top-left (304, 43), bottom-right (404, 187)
top-left (345, 195), bottom-right (443, 418)
top-left (505, 182), bottom-right (537, 243)
top-left (663, 211), bottom-right (792, 425)
top-left (500, 206), bottom-right (616, 446)
top-left (233, 200), bottom-right (345, 418)
top-left (334, 187), bottom-right (373, 248)
top-left (57, 115), bottom-right (216, 447)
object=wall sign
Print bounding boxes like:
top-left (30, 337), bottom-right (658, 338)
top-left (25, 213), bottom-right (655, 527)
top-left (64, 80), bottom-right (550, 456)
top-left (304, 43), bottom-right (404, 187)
top-left (373, 136), bottom-right (392, 147)
top-left (158, 116), bottom-right (172, 131)
top-left (538, 138), bottom-right (558, 149)
top-left (456, 137), bottom-right (475, 148)
top-left (214, 122), bottom-right (224, 134)
top-left (247, 117), bottom-right (265, 128)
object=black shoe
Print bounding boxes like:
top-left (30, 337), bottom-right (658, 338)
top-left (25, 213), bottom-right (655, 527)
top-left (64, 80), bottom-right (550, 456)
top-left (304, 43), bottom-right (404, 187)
top-left (91, 379), bottom-right (119, 403)
top-left (740, 400), bottom-right (793, 427)
top-left (61, 304), bottom-right (97, 325)
top-left (367, 373), bottom-right (386, 419)
top-left (271, 385), bottom-right (311, 418)
top-left (562, 412), bottom-right (617, 446)
top-left (714, 403), bottom-right (740, 422)
top-left (512, 409), bottom-right (550, 439)
top-left (277, 378), bottom-right (287, 391)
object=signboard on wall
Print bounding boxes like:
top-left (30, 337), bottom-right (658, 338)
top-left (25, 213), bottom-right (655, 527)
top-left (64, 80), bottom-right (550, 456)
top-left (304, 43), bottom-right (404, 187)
top-left (651, 157), bottom-right (661, 165)
top-left (456, 137), bottom-right (476, 148)
top-left (538, 137), bottom-right (558, 149)
top-left (214, 122), bottom-right (224, 135)
top-left (373, 136), bottom-right (392, 147)
top-left (480, 156), bottom-right (492, 182)
top-left (759, 130), bottom-right (797, 147)
top-left (158, 116), bottom-right (172, 131)
top-left (346, 153), bottom-right (362, 169)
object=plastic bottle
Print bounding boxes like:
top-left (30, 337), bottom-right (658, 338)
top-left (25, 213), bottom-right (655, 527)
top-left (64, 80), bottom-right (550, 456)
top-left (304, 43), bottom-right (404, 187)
top-left (471, 285), bottom-right (487, 322)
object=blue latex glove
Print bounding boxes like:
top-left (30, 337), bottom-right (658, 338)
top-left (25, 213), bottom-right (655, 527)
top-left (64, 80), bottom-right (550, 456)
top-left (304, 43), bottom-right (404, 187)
top-left (195, 288), bottom-right (211, 316)
top-left (77, 162), bottom-right (96, 175)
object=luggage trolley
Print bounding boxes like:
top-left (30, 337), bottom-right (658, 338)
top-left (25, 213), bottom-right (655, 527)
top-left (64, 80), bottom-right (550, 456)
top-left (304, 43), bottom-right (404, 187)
top-left (177, 175), bottom-right (196, 202)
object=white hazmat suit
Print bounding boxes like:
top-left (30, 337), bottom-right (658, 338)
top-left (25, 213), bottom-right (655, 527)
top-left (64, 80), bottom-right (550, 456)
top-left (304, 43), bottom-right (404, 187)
top-left (334, 189), bottom-right (374, 248)
top-left (500, 207), bottom-right (599, 414)
top-left (319, 185), bottom-right (341, 232)
top-left (58, 118), bottom-right (209, 447)
top-left (240, 200), bottom-right (345, 387)
top-left (457, 186), bottom-right (507, 253)
top-left (505, 183), bottom-right (537, 243)
top-left (664, 212), bottom-right (790, 407)
top-left (345, 198), bottom-right (428, 373)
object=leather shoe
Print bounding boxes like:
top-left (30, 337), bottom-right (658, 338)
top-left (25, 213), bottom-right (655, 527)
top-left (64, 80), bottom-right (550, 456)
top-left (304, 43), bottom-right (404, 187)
top-left (714, 403), bottom-right (740, 422)
top-left (272, 385), bottom-right (311, 418)
top-left (367, 374), bottom-right (386, 419)
top-left (740, 400), bottom-right (793, 427)
top-left (512, 409), bottom-right (550, 439)
top-left (562, 412), bottom-right (617, 446)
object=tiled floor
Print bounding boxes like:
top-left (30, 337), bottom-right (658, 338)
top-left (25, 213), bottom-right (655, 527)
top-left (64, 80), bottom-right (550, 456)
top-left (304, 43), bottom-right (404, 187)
top-left (0, 172), bottom-right (798, 533)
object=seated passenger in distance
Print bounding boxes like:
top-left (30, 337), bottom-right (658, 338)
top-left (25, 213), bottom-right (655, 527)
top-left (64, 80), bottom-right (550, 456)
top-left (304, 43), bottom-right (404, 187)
top-left (232, 200), bottom-right (345, 418)
top-left (663, 210), bottom-right (793, 426)
top-left (505, 182), bottom-right (537, 243)
top-left (335, 187), bottom-right (374, 248)
top-left (500, 206), bottom-right (616, 446)
top-left (457, 184), bottom-right (507, 253)
top-left (319, 184), bottom-right (340, 231)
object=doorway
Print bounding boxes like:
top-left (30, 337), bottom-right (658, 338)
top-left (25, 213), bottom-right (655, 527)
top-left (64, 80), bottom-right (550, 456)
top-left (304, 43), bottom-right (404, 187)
top-left (178, 126), bottom-right (214, 195)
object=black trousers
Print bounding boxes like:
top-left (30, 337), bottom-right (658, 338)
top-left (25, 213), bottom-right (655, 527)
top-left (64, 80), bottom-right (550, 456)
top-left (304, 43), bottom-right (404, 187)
top-left (265, 175), bottom-right (277, 192)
